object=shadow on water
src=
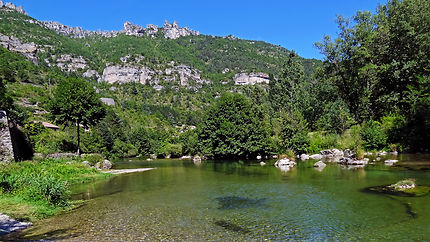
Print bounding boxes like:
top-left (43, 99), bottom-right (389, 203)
top-left (1, 228), bottom-right (77, 241)
top-left (215, 196), bottom-right (267, 210)
top-left (214, 220), bottom-right (250, 234)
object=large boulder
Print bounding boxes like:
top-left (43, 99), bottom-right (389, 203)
top-left (313, 160), bottom-right (327, 168)
top-left (300, 154), bottom-right (310, 161)
top-left (309, 154), bottom-right (323, 160)
top-left (274, 158), bottom-right (296, 168)
top-left (96, 160), bottom-right (112, 170)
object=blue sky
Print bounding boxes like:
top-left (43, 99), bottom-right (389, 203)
top-left (12, 0), bottom-right (386, 59)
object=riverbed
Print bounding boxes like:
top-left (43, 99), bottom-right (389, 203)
top-left (3, 154), bottom-right (430, 240)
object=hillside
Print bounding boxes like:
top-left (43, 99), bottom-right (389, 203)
top-left (0, 4), bottom-right (321, 87)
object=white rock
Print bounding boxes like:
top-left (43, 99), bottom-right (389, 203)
top-left (300, 154), bottom-right (310, 160)
top-left (310, 154), bottom-right (323, 160)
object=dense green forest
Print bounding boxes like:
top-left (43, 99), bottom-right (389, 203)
top-left (1, 0), bottom-right (429, 161)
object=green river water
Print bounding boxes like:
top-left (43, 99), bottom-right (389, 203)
top-left (4, 154), bottom-right (430, 241)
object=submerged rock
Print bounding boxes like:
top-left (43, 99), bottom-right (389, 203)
top-left (366, 179), bottom-right (430, 197)
top-left (313, 160), bottom-right (326, 168)
top-left (385, 159), bottom-right (398, 166)
top-left (313, 161), bottom-right (327, 172)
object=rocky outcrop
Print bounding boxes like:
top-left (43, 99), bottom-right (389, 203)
top-left (82, 69), bottom-right (99, 79)
top-left (0, 111), bottom-right (14, 163)
top-left (123, 21), bottom-right (144, 37)
top-left (101, 65), bottom-right (154, 84)
top-left (55, 54), bottom-right (88, 72)
top-left (100, 63), bottom-right (209, 89)
top-left (42, 21), bottom-right (118, 38)
top-left (2, 2), bottom-right (27, 15)
top-left (42, 19), bottom-right (198, 40)
top-left (234, 72), bottom-right (270, 85)
top-left (162, 20), bottom-right (200, 39)
top-left (146, 24), bottom-right (158, 38)
top-left (0, 33), bottom-right (37, 64)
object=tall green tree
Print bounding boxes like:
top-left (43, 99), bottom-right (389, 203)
top-left (316, 0), bottom-right (430, 121)
top-left (49, 78), bottom-right (105, 155)
top-left (269, 52), bottom-right (305, 113)
top-left (197, 93), bottom-right (270, 159)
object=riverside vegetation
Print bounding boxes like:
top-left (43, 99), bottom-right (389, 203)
top-left (0, 0), bottom-right (429, 227)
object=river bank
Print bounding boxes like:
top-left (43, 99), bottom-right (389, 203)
top-left (0, 157), bottom-right (113, 235)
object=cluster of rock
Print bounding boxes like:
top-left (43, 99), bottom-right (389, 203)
top-left (0, 1), bottom-right (27, 15)
top-left (53, 54), bottom-right (88, 72)
top-left (82, 159), bottom-right (112, 170)
top-left (162, 20), bottom-right (199, 39)
top-left (100, 62), bottom-right (209, 90)
top-left (234, 72), bottom-right (270, 85)
top-left (274, 158), bottom-right (296, 172)
top-left (41, 19), bottom-right (199, 40)
top-left (0, 33), bottom-right (37, 64)
top-left (275, 148), bottom-right (401, 173)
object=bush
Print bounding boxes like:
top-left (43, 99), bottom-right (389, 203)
top-left (26, 176), bottom-right (69, 207)
top-left (360, 120), bottom-right (387, 150)
top-left (165, 143), bottom-right (183, 158)
top-left (279, 110), bottom-right (310, 154)
top-left (307, 132), bottom-right (339, 154)
top-left (81, 153), bottom-right (104, 166)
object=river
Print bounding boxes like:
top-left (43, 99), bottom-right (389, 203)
top-left (3, 154), bottom-right (430, 240)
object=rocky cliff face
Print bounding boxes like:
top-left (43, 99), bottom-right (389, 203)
top-left (41, 20), bottom-right (199, 40)
top-left (1, 1), bottom-right (27, 15)
top-left (234, 72), bottom-right (270, 85)
top-left (162, 20), bottom-right (200, 39)
top-left (54, 54), bottom-right (88, 72)
top-left (0, 33), bottom-right (37, 64)
top-left (100, 60), bottom-right (209, 90)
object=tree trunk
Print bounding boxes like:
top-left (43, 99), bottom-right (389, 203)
top-left (77, 122), bottom-right (81, 156)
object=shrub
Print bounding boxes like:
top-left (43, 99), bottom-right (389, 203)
top-left (81, 153), bottom-right (104, 166)
top-left (360, 120), bottom-right (387, 150)
top-left (337, 125), bottom-right (363, 151)
top-left (27, 176), bottom-right (69, 207)
top-left (165, 143), bottom-right (183, 158)
top-left (307, 132), bottom-right (339, 153)
top-left (279, 110), bottom-right (310, 154)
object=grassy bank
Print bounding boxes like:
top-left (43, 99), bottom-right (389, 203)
top-left (0, 158), bottom-right (111, 221)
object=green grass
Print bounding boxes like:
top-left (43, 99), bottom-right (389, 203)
top-left (0, 158), bottom-right (111, 221)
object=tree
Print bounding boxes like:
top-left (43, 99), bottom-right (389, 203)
top-left (49, 78), bottom-right (105, 155)
top-left (269, 52), bottom-right (305, 113)
top-left (279, 110), bottom-right (310, 154)
top-left (316, 0), bottom-right (430, 121)
top-left (197, 93), bottom-right (270, 159)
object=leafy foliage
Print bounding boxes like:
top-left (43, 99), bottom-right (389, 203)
top-left (48, 78), bottom-right (105, 154)
top-left (197, 93), bottom-right (270, 159)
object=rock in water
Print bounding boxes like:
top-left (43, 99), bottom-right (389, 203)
top-left (274, 158), bottom-right (296, 169)
top-left (384, 160), bottom-right (398, 166)
top-left (313, 160), bottom-right (326, 168)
